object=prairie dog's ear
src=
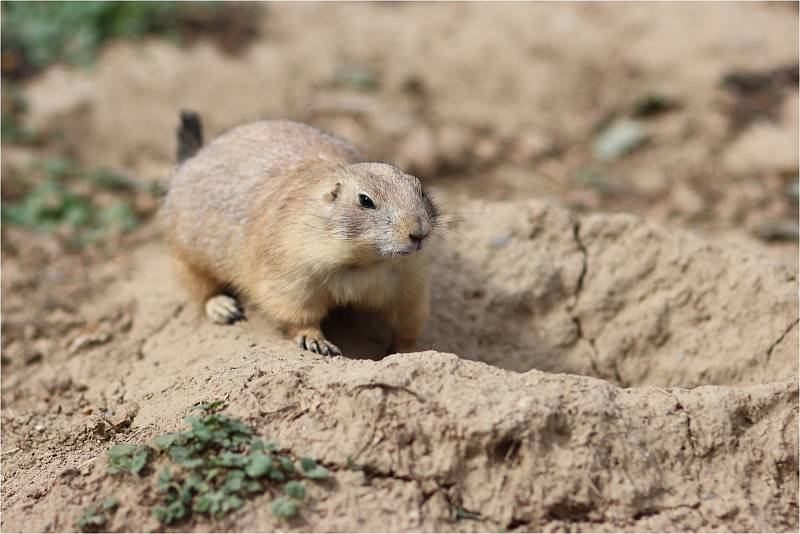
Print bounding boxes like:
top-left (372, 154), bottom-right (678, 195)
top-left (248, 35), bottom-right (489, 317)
top-left (326, 182), bottom-right (342, 202)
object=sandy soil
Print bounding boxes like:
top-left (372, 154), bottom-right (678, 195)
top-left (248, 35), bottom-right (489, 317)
top-left (2, 3), bottom-right (798, 532)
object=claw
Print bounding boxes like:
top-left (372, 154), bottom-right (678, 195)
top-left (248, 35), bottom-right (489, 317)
top-left (205, 295), bottom-right (245, 325)
top-left (294, 334), bottom-right (341, 356)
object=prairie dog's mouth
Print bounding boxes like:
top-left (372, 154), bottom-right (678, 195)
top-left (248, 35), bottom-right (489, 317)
top-left (384, 241), bottom-right (423, 257)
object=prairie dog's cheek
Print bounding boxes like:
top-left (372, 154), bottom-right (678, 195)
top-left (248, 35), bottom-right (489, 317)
top-left (342, 211), bottom-right (368, 239)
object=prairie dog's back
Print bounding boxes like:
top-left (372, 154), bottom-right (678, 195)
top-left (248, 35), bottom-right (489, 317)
top-left (163, 120), bottom-right (364, 275)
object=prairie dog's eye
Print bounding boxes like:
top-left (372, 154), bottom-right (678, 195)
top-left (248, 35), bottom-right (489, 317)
top-left (358, 194), bottom-right (376, 209)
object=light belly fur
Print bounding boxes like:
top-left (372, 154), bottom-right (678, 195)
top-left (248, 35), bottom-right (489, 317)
top-left (327, 263), bottom-right (398, 309)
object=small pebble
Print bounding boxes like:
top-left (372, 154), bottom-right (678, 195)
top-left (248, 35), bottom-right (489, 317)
top-left (333, 64), bottom-right (379, 91)
top-left (593, 118), bottom-right (648, 161)
top-left (24, 350), bottom-right (43, 366)
top-left (488, 235), bottom-right (512, 248)
top-left (752, 220), bottom-right (799, 242)
top-left (632, 93), bottom-right (679, 118)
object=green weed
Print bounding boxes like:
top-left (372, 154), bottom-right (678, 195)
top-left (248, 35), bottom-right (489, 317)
top-left (1, 2), bottom-right (181, 74)
top-left (455, 506), bottom-right (481, 521)
top-left (346, 455), bottom-right (364, 471)
top-left (107, 443), bottom-right (149, 476)
top-left (76, 496), bottom-right (118, 532)
top-left (105, 400), bottom-right (329, 525)
top-left (1, 157), bottom-right (145, 247)
top-left (1, 85), bottom-right (39, 143)
top-left (1, 2), bottom-right (261, 79)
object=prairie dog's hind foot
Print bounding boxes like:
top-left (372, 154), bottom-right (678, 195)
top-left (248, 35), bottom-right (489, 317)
top-left (205, 295), bottom-right (245, 324)
top-left (293, 327), bottom-right (342, 356)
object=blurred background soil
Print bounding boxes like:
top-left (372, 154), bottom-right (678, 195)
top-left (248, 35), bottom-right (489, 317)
top-left (2, 2), bottom-right (797, 266)
top-left (1, 2), bottom-right (798, 532)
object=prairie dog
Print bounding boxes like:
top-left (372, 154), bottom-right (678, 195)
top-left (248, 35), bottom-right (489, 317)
top-left (162, 113), bottom-right (438, 356)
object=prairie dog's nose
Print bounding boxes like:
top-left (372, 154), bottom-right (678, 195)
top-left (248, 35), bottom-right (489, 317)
top-left (409, 229), bottom-right (427, 243)
top-left (409, 218), bottom-right (430, 243)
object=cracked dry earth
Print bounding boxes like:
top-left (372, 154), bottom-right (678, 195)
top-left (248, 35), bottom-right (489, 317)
top-left (1, 199), bottom-right (797, 532)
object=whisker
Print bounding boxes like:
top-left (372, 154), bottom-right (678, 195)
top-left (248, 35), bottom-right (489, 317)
top-left (436, 212), bottom-right (483, 218)
top-left (435, 217), bottom-right (468, 226)
top-left (435, 226), bottom-right (479, 248)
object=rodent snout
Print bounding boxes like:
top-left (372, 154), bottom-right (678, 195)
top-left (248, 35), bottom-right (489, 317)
top-left (388, 214), bottom-right (432, 256)
top-left (407, 217), bottom-right (431, 249)
top-left (409, 228), bottom-right (429, 243)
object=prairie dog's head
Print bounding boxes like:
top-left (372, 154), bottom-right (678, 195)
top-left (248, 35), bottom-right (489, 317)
top-left (319, 162), bottom-right (438, 263)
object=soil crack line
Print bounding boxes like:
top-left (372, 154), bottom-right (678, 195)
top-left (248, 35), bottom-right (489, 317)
top-left (656, 389), bottom-right (696, 455)
top-left (765, 318), bottom-right (798, 359)
top-left (571, 220), bottom-right (588, 304)
top-left (351, 382), bottom-right (426, 403)
top-left (568, 220), bottom-right (624, 384)
top-left (318, 459), bottom-right (473, 525)
top-left (136, 303), bottom-right (184, 358)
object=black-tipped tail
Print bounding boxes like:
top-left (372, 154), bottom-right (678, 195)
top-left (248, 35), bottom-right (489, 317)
top-left (176, 110), bottom-right (203, 163)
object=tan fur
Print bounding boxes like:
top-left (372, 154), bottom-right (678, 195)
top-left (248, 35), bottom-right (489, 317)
top-left (162, 119), bottom-right (436, 354)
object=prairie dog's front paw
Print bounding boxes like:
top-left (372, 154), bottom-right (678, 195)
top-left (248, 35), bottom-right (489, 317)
top-left (295, 334), bottom-right (341, 356)
top-left (205, 295), bottom-right (244, 324)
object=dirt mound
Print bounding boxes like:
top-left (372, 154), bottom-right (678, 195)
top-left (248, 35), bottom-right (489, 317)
top-left (424, 201), bottom-right (797, 387)
top-left (2, 200), bottom-right (796, 532)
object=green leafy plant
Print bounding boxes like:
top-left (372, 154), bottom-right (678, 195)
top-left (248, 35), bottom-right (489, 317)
top-left (107, 443), bottom-right (149, 476)
top-left (192, 399), bottom-right (226, 412)
top-left (454, 505), bottom-right (481, 521)
top-left (105, 400), bottom-right (329, 525)
top-left (1, 85), bottom-right (38, 143)
top-left (76, 496), bottom-right (118, 532)
top-left (1, 2), bottom-right (181, 74)
top-left (283, 480), bottom-right (307, 500)
top-left (2, 157), bottom-right (146, 247)
top-left (270, 495), bottom-right (299, 520)
top-left (1, 2), bottom-right (262, 79)
top-left (299, 457), bottom-right (330, 479)
top-left (346, 455), bottom-right (364, 471)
